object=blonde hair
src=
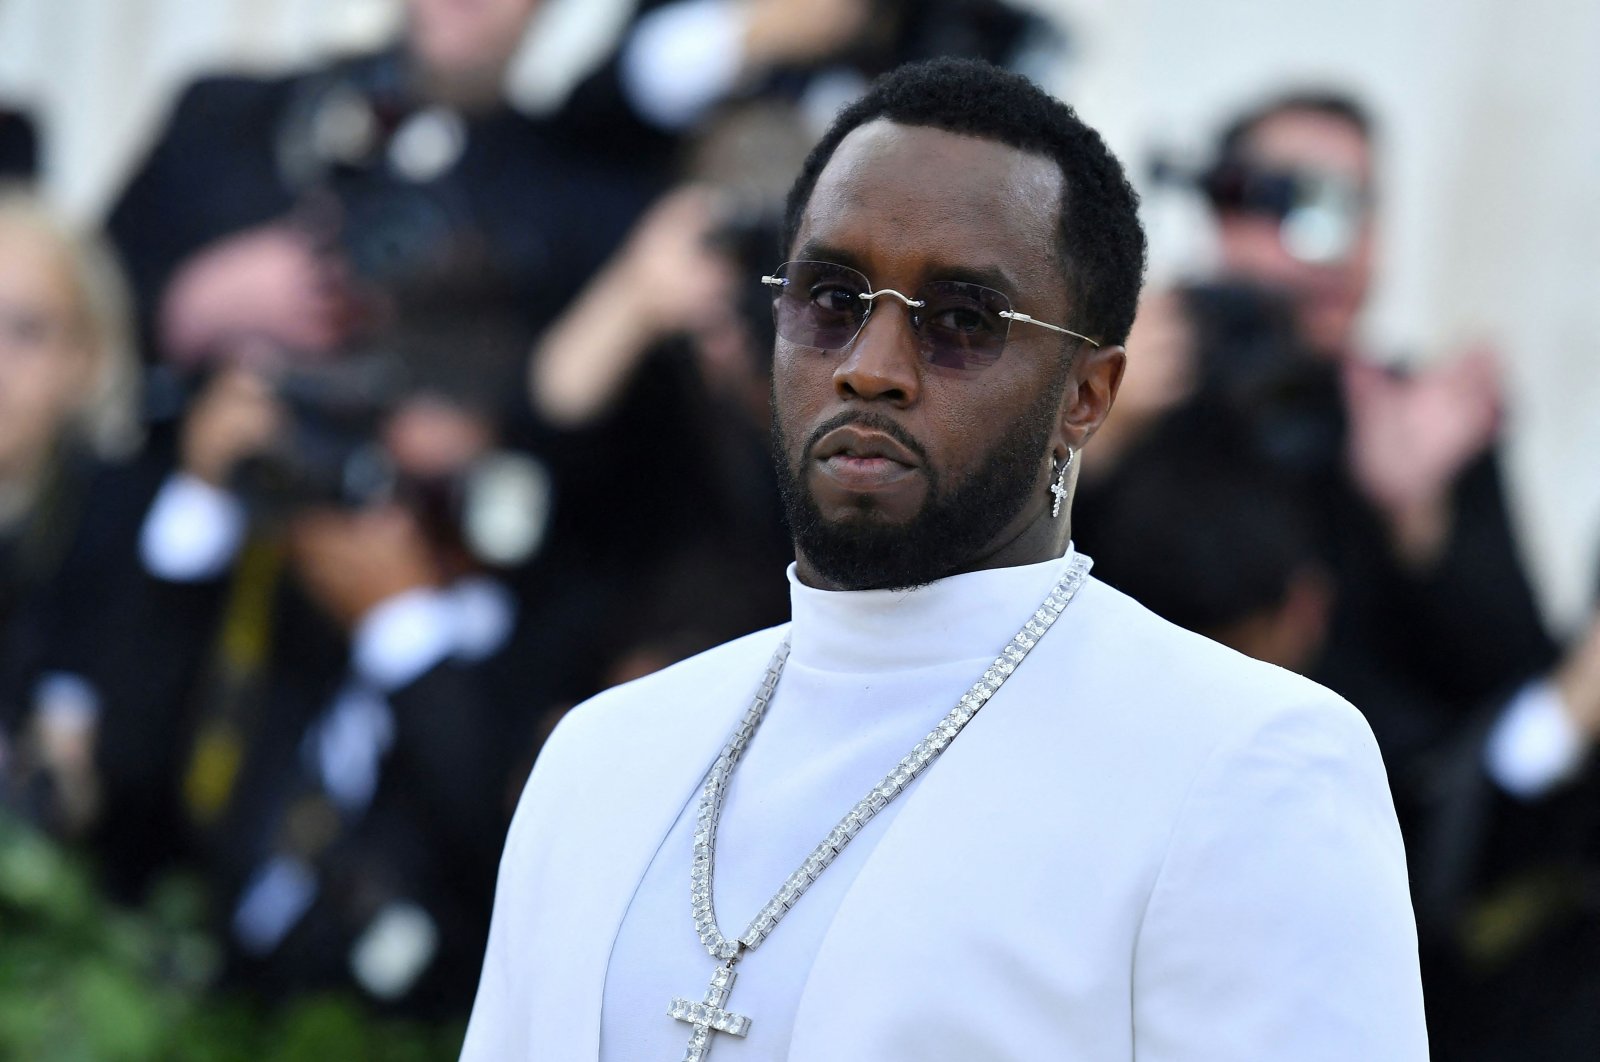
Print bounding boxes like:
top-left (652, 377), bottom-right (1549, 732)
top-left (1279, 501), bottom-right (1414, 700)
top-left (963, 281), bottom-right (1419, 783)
top-left (0, 183), bottom-right (141, 460)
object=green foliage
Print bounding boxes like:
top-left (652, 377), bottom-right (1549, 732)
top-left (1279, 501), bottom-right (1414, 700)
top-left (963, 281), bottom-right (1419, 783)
top-left (0, 812), bottom-right (464, 1061)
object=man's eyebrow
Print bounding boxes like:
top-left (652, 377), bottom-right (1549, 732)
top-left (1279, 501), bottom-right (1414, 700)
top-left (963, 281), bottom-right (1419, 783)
top-left (792, 241), bottom-right (865, 272)
top-left (927, 260), bottom-right (1020, 297)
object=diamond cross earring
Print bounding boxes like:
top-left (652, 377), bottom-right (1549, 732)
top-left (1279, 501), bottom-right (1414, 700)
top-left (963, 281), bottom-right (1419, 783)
top-left (1050, 450), bottom-right (1074, 519)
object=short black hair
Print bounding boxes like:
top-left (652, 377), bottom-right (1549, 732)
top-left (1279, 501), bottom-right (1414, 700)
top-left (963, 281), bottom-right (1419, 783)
top-left (1214, 89), bottom-right (1373, 165)
top-left (783, 57), bottom-right (1146, 347)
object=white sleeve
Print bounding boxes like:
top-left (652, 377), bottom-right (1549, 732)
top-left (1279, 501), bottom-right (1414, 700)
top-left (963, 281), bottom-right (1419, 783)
top-left (1132, 697), bottom-right (1429, 1061)
top-left (350, 587), bottom-right (460, 694)
top-left (1483, 679), bottom-right (1588, 799)
top-left (139, 472), bottom-right (247, 582)
top-left (461, 765), bottom-right (544, 1060)
top-left (449, 576), bottom-right (518, 663)
top-left (619, 0), bottom-right (747, 131)
top-left (349, 578), bottom-right (518, 693)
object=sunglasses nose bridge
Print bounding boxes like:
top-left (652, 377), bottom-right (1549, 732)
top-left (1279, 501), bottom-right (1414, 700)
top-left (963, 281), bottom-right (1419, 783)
top-left (859, 288), bottom-right (926, 310)
top-left (855, 289), bottom-right (927, 345)
top-left (834, 295), bottom-right (925, 404)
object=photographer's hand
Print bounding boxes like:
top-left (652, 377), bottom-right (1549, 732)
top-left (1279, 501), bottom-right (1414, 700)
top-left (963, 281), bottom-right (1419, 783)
top-left (1342, 347), bottom-right (1501, 570)
top-left (1487, 612), bottom-right (1600, 800)
top-left (181, 367), bottom-right (285, 488)
top-left (159, 223), bottom-right (358, 364)
top-left (289, 505), bottom-right (442, 631)
top-left (1086, 289), bottom-right (1196, 473)
top-left (528, 186), bottom-right (737, 428)
top-left (741, 0), bottom-right (872, 70)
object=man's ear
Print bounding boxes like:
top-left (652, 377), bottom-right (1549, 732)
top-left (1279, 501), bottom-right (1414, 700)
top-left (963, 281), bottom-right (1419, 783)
top-left (1058, 343), bottom-right (1126, 450)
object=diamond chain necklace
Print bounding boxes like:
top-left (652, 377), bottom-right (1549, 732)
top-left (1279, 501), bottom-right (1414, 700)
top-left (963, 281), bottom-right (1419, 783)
top-left (669, 553), bottom-right (1093, 1060)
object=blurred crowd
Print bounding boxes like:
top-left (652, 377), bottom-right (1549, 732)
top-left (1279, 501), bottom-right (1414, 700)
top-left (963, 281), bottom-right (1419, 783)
top-left (0, 0), bottom-right (1595, 1057)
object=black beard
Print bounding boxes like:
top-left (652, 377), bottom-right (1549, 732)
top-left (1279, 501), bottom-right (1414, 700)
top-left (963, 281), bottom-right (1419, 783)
top-left (771, 382), bottom-right (1066, 592)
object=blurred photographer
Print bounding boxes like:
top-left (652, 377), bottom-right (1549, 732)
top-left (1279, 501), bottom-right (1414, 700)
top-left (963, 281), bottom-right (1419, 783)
top-left (0, 189), bottom-right (149, 840)
top-left (108, 0), bottom-right (657, 380)
top-left (96, 318), bottom-right (582, 1009)
top-left (527, 58), bottom-right (867, 683)
top-left (1076, 280), bottom-right (1317, 524)
top-left (553, 0), bottom-right (1066, 175)
top-left (1204, 93), bottom-right (1514, 570)
top-left (1410, 568), bottom-right (1600, 1062)
top-left (1177, 92), bottom-right (1557, 743)
top-left (524, 180), bottom-right (793, 690)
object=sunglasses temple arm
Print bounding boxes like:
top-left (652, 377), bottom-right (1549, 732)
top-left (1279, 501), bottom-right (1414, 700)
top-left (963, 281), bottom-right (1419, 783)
top-left (999, 310), bottom-right (1100, 347)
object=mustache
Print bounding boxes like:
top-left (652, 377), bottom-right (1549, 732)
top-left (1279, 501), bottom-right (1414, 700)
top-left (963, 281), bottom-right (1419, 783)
top-left (801, 411), bottom-right (931, 466)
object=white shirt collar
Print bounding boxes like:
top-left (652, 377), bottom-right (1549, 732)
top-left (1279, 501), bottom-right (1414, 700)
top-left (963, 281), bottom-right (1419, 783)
top-left (785, 547), bottom-right (1081, 675)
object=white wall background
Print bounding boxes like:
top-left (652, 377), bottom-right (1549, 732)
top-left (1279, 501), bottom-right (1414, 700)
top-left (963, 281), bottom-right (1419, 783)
top-left (2, 0), bottom-right (1595, 630)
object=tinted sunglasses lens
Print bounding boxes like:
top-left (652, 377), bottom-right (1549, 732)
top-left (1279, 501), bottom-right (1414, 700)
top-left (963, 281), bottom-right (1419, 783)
top-left (918, 281), bottom-right (1012, 372)
top-left (770, 261), bottom-right (868, 349)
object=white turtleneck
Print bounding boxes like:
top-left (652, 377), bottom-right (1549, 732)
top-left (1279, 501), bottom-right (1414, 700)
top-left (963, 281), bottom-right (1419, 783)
top-left (599, 550), bottom-right (1081, 1061)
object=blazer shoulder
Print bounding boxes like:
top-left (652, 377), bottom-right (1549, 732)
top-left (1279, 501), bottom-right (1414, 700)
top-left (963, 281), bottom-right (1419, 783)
top-left (1070, 576), bottom-right (1372, 752)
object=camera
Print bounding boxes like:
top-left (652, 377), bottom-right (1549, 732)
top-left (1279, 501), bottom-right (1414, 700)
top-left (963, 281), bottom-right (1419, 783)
top-left (1201, 159), bottom-right (1369, 266)
top-left (227, 353), bottom-right (551, 570)
top-left (229, 353), bottom-right (403, 521)
top-left (1176, 281), bottom-right (1344, 477)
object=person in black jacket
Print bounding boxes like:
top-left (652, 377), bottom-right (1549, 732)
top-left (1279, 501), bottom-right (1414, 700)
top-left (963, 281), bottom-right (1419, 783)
top-left (1188, 91), bottom-right (1560, 769)
top-left (93, 364), bottom-right (601, 1012)
top-left (92, 3), bottom-right (667, 953)
top-left (106, 0), bottom-right (659, 381)
top-left (1416, 592), bottom-right (1600, 1062)
top-left (0, 190), bottom-right (158, 840)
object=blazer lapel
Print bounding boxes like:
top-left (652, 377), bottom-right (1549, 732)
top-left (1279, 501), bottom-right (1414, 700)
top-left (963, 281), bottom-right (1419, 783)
top-left (557, 629), bottom-right (789, 1057)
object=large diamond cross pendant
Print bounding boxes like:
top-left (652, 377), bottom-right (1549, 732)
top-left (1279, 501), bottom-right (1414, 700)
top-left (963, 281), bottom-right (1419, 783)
top-left (668, 961), bottom-right (751, 1061)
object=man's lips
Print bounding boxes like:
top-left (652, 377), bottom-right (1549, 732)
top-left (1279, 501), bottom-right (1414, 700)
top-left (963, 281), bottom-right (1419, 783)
top-left (810, 425), bottom-right (921, 492)
top-left (812, 425), bottom-right (921, 467)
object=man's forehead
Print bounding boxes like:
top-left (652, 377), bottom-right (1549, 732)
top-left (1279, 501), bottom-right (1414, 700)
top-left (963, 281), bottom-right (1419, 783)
top-left (1243, 109), bottom-right (1371, 182)
top-left (797, 120), bottom-right (1063, 279)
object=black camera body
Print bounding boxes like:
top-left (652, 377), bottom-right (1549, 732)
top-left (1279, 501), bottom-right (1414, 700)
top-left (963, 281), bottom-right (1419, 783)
top-left (230, 353), bottom-right (404, 523)
top-left (225, 353), bottom-right (550, 569)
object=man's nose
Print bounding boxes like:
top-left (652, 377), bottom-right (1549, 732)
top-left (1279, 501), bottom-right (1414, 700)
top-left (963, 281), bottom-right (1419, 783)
top-left (833, 297), bottom-right (922, 405)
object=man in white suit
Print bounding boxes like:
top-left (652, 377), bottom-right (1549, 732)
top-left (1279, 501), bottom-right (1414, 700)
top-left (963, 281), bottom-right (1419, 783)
top-left (463, 58), bottom-right (1428, 1060)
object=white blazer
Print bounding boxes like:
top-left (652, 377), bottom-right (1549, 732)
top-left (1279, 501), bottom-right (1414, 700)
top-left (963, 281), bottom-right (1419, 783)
top-left (463, 578), bottom-right (1429, 1060)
